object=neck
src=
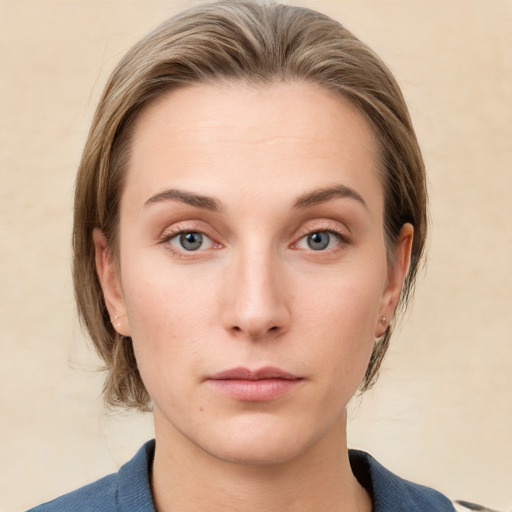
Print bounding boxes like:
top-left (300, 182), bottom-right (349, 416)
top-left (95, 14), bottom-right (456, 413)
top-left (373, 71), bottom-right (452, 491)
top-left (151, 411), bottom-right (372, 512)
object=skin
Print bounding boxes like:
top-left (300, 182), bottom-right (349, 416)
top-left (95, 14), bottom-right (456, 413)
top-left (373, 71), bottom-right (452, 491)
top-left (94, 81), bottom-right (413, 512)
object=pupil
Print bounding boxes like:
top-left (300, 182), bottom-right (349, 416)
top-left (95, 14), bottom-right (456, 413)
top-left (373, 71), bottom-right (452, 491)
top-left (308, 232), bottom-right (330, 250)
top-left (180, 232), bottom-right (203, 250)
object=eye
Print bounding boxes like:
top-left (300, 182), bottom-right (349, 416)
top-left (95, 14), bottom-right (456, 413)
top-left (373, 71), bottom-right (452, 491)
top-left (296, 230), bottom-right (343, 251)
top-left (168, 231), bottom-right (214, 252)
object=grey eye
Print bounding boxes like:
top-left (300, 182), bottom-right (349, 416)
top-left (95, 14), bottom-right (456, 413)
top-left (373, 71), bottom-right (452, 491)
top-left (179, 232), bottom-right (203, 251)
top-left (307, 231), bottom-right (331, 250)
top-left (167, 230), bottom-right (216, 254)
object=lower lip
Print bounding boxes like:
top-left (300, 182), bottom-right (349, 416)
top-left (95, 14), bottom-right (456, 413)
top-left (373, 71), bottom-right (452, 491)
top-left (207, 378), bottom-right (302, 401)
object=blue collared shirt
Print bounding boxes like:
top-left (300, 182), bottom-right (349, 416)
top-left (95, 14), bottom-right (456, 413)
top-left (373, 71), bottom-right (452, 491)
top-left (27, 440), bottom-right (455, 511)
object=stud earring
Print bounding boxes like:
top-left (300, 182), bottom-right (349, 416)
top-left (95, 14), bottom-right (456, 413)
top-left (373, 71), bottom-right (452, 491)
top-left (379, 316), bottom-right (387, 325)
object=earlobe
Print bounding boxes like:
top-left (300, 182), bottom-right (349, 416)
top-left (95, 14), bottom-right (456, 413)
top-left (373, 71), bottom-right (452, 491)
top-left (92, 228), bottom-right (131, 337)
top-left (376, 223), bottom-right (414, 337)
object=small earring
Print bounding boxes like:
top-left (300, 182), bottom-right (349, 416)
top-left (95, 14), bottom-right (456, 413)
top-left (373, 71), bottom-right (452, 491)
top-left (379, 316), bottom-right (387, 325)
top-left (111, 314), bottom-right (125, 328)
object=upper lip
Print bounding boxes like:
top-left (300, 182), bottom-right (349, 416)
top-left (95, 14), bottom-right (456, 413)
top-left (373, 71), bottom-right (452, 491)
top-left (207, 366), bottom-right (301, 381)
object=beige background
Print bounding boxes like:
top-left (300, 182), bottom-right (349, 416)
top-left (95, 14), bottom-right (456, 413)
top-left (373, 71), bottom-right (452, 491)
top-left (1, 0), bottom-right (511, 511)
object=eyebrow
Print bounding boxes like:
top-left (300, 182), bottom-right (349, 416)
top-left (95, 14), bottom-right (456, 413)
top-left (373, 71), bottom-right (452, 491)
top-left (144, 189), bottom-right (223, 211)
top-left (143, 184), bottom-right (366, 212)
top-left (293, 184), bottom-right (367, 210)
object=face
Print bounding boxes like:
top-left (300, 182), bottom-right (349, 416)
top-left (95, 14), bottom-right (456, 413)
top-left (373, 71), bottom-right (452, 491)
top-left (95, 81), bottom-right (412, 465)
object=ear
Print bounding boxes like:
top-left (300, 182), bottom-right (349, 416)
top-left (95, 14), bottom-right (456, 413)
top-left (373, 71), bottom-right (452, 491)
top-left (375, 223), bottom-right (414, 337)
top-left (92, 228), bottom-right (131, 337)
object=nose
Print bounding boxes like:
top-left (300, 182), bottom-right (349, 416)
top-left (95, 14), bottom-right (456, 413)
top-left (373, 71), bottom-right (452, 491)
top-left (222, 247), bottom-right (291, 340)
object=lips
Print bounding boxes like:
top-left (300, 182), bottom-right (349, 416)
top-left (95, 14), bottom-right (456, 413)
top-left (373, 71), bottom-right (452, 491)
top-left (206, 366), bottom-right (303, 401)
top-left (209, 366), bottom-right (300, 381)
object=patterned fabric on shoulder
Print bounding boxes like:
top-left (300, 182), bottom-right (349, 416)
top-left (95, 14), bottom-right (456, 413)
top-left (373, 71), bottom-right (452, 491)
top-left (453, 500), bottom-right (509, 512)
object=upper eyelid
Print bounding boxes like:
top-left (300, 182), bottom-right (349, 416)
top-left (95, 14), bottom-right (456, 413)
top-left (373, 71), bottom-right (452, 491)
top-left (294, 222), bottom-right (350, 240)
top-left (159, 220), bottom-right (217, 239)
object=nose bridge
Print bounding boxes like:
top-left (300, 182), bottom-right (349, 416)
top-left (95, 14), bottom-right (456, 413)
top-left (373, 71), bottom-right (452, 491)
top-left (224, 239), bottom-right (290, 338)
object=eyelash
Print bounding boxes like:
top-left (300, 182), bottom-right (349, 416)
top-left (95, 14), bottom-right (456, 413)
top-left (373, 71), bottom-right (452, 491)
top-left (160, 224), bottom-right (221, 257)
top-left (293, 225), bottom-right (350, 253)
top-left (159, 223), bottom-right (350, 257)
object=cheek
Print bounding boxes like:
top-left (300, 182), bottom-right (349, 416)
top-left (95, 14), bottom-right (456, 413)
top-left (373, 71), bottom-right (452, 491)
top-left (310, 284), bottom-right (379, 357)
top-left (298, 259), bottom-right (386, 333)
top-left (295, 263), bottom-right (386, 377)
top-left (119, 253), bottom-right (221, 386)
top-left (122, 241), bottom-right (217, 326)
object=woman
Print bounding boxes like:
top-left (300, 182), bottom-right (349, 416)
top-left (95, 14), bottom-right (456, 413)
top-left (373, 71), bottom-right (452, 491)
top-left (26, 1), bottom-right (497, 511)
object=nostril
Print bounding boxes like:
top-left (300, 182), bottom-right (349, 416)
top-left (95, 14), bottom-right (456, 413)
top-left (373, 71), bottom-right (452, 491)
top-left (230, 324), bottom-right (280, 336)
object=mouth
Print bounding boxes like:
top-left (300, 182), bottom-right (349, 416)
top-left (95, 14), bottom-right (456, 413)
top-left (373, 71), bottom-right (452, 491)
top-left (206, 366), bottom-right (303, 401)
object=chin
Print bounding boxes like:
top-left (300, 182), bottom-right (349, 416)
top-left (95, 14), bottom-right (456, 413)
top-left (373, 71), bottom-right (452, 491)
top-left (195, 413), bottom-right (334, 467)
top-left (208, 435), bottom-right (308, 467)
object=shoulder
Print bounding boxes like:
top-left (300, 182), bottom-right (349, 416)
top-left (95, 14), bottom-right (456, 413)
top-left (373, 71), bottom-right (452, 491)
top-left (349, 449), bottom-right (455, 511)
top-left (26, 473), bottom-right (119, 512)
top-left (349, 450), bottom-right (506, 512)
top-left (26, 440), bottom-right (156, 512)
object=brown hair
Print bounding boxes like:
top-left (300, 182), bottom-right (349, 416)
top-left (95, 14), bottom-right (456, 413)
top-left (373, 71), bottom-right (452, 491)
top-left (73, 0), bottom-right (427, 409)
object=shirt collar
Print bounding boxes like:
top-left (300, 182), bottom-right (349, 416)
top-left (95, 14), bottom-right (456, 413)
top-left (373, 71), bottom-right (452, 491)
top-left (116, 441), bottom-right (453, 511)
top-left (118, 440), bottom-right (157, 512)
top-left (349, 449), bottom-right (454, 511)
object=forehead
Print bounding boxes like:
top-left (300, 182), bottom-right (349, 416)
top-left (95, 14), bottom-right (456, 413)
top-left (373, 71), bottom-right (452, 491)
top-left (123, 81), bottom-right (383, 215)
